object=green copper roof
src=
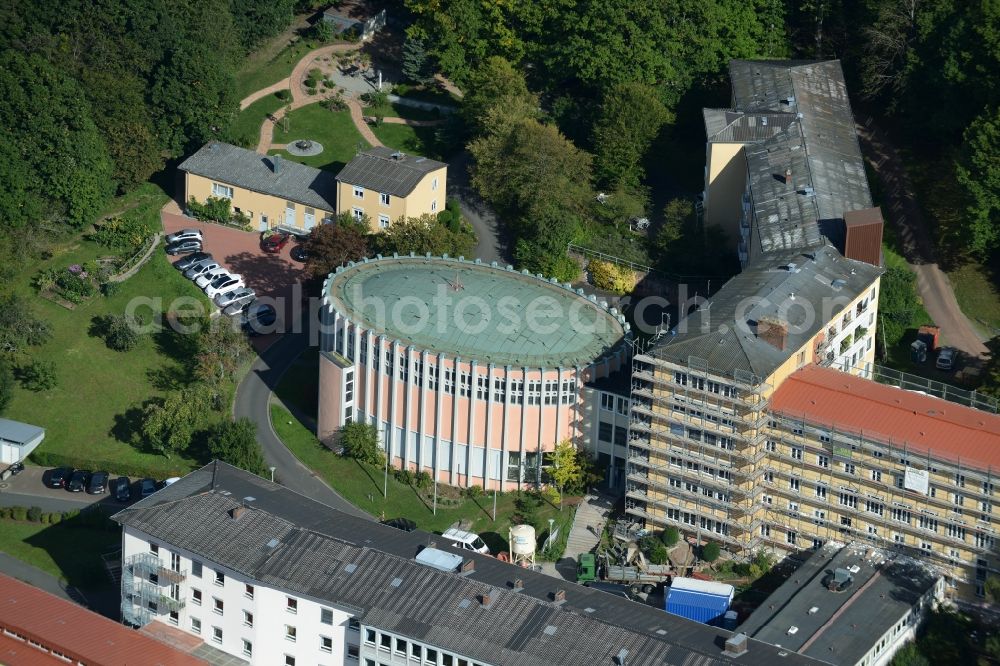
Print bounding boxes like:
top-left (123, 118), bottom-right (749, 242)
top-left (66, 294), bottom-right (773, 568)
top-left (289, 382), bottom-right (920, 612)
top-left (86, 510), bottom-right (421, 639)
top-left (326, 256), bottom-right (628, 368)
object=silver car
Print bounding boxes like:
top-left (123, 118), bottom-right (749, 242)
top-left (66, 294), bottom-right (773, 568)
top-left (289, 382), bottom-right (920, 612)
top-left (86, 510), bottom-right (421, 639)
top-left (165, 228), bottom-right (203, 244)
top-left (215, 287), bottom-right (255, 309)
top-left (183, 260), bottom-right (220, 280)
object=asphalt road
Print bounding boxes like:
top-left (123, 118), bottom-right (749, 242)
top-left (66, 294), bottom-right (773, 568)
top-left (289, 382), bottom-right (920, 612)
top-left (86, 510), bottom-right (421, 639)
top-left (233, 321), bottom-right (370, 519)
top-left (447, 151), bottom-right (505, 264)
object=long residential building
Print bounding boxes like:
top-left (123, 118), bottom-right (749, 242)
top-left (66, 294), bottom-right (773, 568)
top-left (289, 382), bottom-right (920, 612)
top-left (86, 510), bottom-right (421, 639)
top-left (113, 461), bottom-right (826, 666)
top-left (626, 58), bottom-right (998, 604)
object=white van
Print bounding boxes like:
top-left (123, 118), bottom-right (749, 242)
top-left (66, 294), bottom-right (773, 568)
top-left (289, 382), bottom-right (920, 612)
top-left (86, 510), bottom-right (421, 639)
top-left (442, 528), bottom-right (490, 554)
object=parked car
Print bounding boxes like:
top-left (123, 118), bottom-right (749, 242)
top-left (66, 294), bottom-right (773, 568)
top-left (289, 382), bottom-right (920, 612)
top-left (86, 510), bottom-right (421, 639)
top-left (936, 347), bottom-right (957, 371)
top-left (113, 476), bottom-right (131, 503)
top-left (214, 287), bottom-right (255, 309)
top-left (165, 239), bottom-right (202, 255)
top-left (67, 470), bottom-right (91, 492)
top-left (173, 252), bottom-right (212, 271)
top-left (139, 478), bottom-right (157, 498)
top-left (204, 274), bottom-right (244, 298)
top-left (183, 260), bottom-right (220, 280)
top-left (290, 244), bottom-right (309, 262)
top-left (165, 228), bottom-right (203, 245)
top-left (7, 461), bottom-right (24, 476)
top-left (222, 297), bottom-right (257, 317)
top-left (87, 471), bottom-right (110, 494)
top-left (242, 303), bottom-right (277, 335)
top-left (261, 231), bottom-right (291, 253)
top-left (382, 517), bottom-right (417, 532)
top-left (47, 467), bottom-right (73, 489)
top-left (194, 267), bottom-right (229, 288)
top-left (441, 528), bottom-right (490, 554)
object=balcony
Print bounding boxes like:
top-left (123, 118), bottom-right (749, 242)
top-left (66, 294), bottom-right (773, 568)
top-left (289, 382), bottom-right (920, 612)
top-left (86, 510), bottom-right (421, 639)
top-left (129, 552), bottom-right (187, 586)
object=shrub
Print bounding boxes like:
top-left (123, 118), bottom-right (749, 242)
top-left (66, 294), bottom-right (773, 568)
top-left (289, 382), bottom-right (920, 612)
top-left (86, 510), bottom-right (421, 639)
top-left (648, 542), bottom-right (669, 564)
top-left (661, 527), bottom-right (679, 547)
top-left (49, 512), bottom-right (61, 524)
top-left (0, 507), bottom-right (10, 519)
top-left (27, 506), bottom-right (42, 522)
top-left (702, 542), bottom-right (721, 562)
top-left (587, 259), bottom-right (636, 295)
top-left (32, 267), bottom-right (61, 293)
top-left (275, 89), bottom-right (291, 102)
top-left (19, 359), bottom-right (58, 391)
top-left (101, 313), bottom-right (143, 351)
top-left (321, 94), bottom-right (347, 112)
top-left (465, 484), bottom-right (484, 498)
top-left (91, 215), bottom-right (150, 251)
top-left (339, 421), bottom-right (383, 466)
top-left (100, 281), bottom-right (120, 297)
top-left (187, 196), bottom-right (232, 223)
top-left (394, 468), bottom-right (414, 485)
top-left (414, 471), bottom-right (431, 489)
top-left (11, 506), bottom-right (27, 521)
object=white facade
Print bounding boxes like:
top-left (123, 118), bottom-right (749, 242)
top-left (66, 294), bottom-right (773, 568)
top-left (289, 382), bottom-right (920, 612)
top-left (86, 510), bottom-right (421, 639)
top-left (581, 387), bottom-right (632, 491)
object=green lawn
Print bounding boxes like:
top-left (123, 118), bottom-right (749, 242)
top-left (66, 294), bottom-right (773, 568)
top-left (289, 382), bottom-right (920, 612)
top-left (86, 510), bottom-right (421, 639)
top-left (0, 519), bottom-right (121, 588)
top-left (391, 83), bottom-right (462, 106)
top-left (384, 102), bottom-right (444, 121)
top-left (4, 186), bottom-right (216, 478)
top-left (948, 261), bottom-right (1000, 338)
top-left (372, 122), bottom-right (441, 159)
top-left (235, 37), bottom-right (316, 101)
top-left (269, 105), bottom-right (369, 173)
top-left (270, 399), bottom-right (573, 555)
top-left (225, 93), bottom-right (288, 149)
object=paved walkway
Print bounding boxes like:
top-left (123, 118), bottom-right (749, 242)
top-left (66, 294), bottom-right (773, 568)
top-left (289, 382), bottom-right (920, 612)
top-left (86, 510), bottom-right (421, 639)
top-left (239, 79), bottom-right (290, 111)
top-left (857, 117), bottom-right (988, 360)
top-left (0, 552), bottom-right (76, 603)
top-left (564, 493), bottom-right (612, 561)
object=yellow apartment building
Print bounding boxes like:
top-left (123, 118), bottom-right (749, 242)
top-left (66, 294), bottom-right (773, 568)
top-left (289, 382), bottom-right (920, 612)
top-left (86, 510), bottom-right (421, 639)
top-left (335, 147), bottom-right (447, 232)
top-left (178, 141), bottom-right (337, 233)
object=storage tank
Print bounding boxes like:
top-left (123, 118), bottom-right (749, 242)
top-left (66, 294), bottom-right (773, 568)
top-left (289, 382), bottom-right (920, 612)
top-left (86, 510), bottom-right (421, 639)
top-left (509, 524), bottom-right (537, 568)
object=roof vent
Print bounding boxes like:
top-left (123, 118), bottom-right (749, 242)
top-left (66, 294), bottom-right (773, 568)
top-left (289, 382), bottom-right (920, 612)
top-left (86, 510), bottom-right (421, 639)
top-left (461, 558), bottom-right (475, 575)
top-left (513, 578), bottom-right (524, 591)
top-left (344, 563), bottom-right (357, 573)
top-left (724, 634), bottom-right (749, 657)
top-left (615, 648), bottom-right (629, 665)
top-left (266, 538), bottom-right (279, 548)
top-left (553, 589), bottom-right (566, 603)
top-left (229, 506), bottom-right (246, 520)
top-left (787, 626), bottom-right (799, 635)
top-left (808, 606), bottom-right (819, 615)
top-left (543, 625), bottom-right (557, 636)
top-left (391, 151), bottom-right (405, 160)
top-left (390, 577), bottom-right (403, 588)
top-left (761, 116), bottom-right (768, 126)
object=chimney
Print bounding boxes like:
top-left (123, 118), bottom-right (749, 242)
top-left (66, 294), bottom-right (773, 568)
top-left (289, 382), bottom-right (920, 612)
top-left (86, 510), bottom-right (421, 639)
top-left (229, 506), bottom-right (246, 520)
top-left (724, 633), bottom-right (749, 657)
top-left (461, 558), bottom-right (475, 574)
top-left (553, 589), bottom-right (566, 603)
top-left (480, 590), bottom-right (493, 608)
top-left (843, 207), bottom-right (884, 266)
top-left (272, 155), bottom-right (281, 174)
top-left (756, 317), bottom-right (788, 351)
top-left (513, 579), bottom-right (524, 591)
top-left (785, 168), bottom-right (793, 184)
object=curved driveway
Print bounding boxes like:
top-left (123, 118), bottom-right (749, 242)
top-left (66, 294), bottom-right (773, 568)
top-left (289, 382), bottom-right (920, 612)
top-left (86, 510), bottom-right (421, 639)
top-left (233, 322), bottom-right (370, 519)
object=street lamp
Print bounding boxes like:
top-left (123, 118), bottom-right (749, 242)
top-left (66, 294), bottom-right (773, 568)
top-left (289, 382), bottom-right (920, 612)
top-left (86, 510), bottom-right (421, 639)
top-left (269, 466), bottom-right (276, 483)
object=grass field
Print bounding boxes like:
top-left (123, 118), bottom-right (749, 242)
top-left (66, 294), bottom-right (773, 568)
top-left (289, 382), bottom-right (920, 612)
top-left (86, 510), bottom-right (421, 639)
top-left (236, 38), bottom-right (316, 101)
top-left (372, 122), bottom-right (440, 159)
top-left (4, 185), bottom-right (217, 478)
top-left (225, 93), bottom-right (288, 149)
top-left (269, 105), bottom-right (369, 173)
top-left (948, 261), bottom-right (1000, 338)
top-left (0, 519), bottom-right (120, 587)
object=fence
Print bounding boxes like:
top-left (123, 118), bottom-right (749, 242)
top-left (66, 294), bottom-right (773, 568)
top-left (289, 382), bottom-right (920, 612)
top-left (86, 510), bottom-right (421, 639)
top-left (108, 233), bottom-right (161, 283)
top-left (872, 364), bottom-right (998, 413)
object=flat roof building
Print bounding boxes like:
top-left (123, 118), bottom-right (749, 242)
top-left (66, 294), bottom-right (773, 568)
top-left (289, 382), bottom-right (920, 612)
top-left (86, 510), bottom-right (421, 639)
top-left (318, 255), bottom-right (631, 491)
top-left (0, 418), bottom-right (44, 467)
top-left (739, 542), bottom-right (942, 666)
top-left (113, 461), bottom-right (827, 666)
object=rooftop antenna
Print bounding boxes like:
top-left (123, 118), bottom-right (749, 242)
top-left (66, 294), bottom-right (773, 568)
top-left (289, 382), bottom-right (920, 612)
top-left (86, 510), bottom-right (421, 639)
top-left (446, 273), bottom-right (464, 292)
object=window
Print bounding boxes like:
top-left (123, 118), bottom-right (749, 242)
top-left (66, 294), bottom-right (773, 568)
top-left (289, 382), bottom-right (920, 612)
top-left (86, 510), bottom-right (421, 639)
top-left (244, 583), bottom-right (254, 599)
top-left (353, 186), bottom-right (364, 199)
top-left (819, 433), bottom-right (831, 443)
top-left (617, 397), bottom-right (628, 415)
top-left (761, 524), bottom-right (771, 537)
top-left (149, 543), bottom-right (159, 555)
top-left (432, 177), bottom-right (439, 191)
top-left (431, 199), bottom-right (438, 212)
top-left (791, 447), bottom-right (803, 460)
top-left (891, 508), bottom-right (911, 523)
top-left (868, 525), bottom-right (879, 536)
top-left (947, 524), bottom-right (966, 540)
top-left (919, 516), bottom-right (938, 532)
top-left (920, 541), bottom-right (933, 553)
top-left (817, 455), bottom-right (829, 468)
top-left (212, 627), bottom-right (222, 644)
top-left (380, 192), bottom-right (390, 206)
top-left (841, 516), bottom-right (852, 527)
top-left (191, 560), bottom-right (202, 578)
top-left (214, 571), bottom-right (224, 586)
top-left (866, 500), bottom-right (883, 516)
top-left (169, 611), bottom-right (179, 625)
top-left (191, 588), bottom-right (202, 605)
top-left (955, 473), bottom-right (966, 487)
top-left (213, 598), bottom-right (223, 615)
top-left (378, 214), bottom-right (390, 229)
top-left (365, 628), bottom-right (376, 645)
top-left (243, 610), bottom-right (253, 627)
top-left (348, 618), bottom-right (360, 632)
top-left (427, 648), bottom-right (438, 663)
top-left (765, 440), bottom-right (777, 452)
top-left (242, 640), bottom-right (252, 657)
top-left (839, 493), bottom-right (857, 508)
top-left (598, 421), bottom-right (612, 442)
top-left (816, 485), bottom-right (828, 499)
top-left (396, 638), bottom-right (407, 655)
top-left (286, 597), bottom-right (298, 614)
top-left (321, 608), bottom-right (334, 625)
top-left (600, 393), bottom-right (614, 411)
top-left (352, 207), bottom-right (364, 221)
top-left (285, 625), bottom-right (296, 642)
top-left (348, 644), bottom-right (360, 660)
top-left (191, 617), bottom-right (201, 634)
top-left (320, 636), bottom-right (333, 653)
top-left (789, 478), bottom-right (800, 491)
top-left (787, 531), bottom-right (797, 545)
top-left (789, 501), bottom-right (800, 513)
top-left (411, 643), bottom-right (423, 660)
top-left (285, 656), bottom-right (296, 666)
top-left (212, 182), bottom-right (234, 199)
top-left (954, 493), bottom-right (965, 507)
top-left (871, 470), bottom-right (882, 482)
top-left (844, 463), bottom-right (856, 475)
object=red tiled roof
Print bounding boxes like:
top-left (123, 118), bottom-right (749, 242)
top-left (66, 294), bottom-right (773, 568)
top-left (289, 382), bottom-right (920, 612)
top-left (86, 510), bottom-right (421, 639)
top-left (0, 633), bottom-right (66, 665)
top-left (771, 365), bottom-right (1000, 471)
top-left (0, 574), bottom-right (207, 666)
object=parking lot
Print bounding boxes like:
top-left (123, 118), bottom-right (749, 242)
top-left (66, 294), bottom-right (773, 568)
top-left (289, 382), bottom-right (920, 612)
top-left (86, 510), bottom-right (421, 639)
top-left (0, 466), bottom-right (141, 510)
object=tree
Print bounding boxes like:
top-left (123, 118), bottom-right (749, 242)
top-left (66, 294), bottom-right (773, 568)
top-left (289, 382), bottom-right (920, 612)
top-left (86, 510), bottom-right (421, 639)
top-left (955, 107), bottom-right (1000, 257)
top-left (401, 37), bottom-right (433, 85)
top-left (462, 57), bottom-right (538, 135)
top-left (545, 440), bottom-right (582, 507)
top-left (101, 313), bottom-right (143, 352)
top-left (661, 527), bottom-right (679, 547)
top-left (208, 418), bottom-right (267, 476)
top-left (0, 294), bottom-right (51, 354)
top-left (374, 214), bottom-right (476, 257)
top-left (339, 421), bottom-right (383, 466)
top-left (592, 83), bottom-right (671, 188)
top-left (702, 542), bottom-right (721, 562)
top-left (141, 387), bottom-right (209, 458)
top-left (230, 0), bottom-right (296, 51)
top-left (890, 642), bottom-right (930, 666)
top-left (0, 358), bottom-right (13, 414)
top-left (303, 216), bottom-right (371, 281)
top-left (18, 359), bottom-right (57, 392)
top-left (986, 573), bottom-right (1000, 603)
top-left (878, 264), bottom-right (922, 353)
top-left (194, 317), bottom-right (253, 408)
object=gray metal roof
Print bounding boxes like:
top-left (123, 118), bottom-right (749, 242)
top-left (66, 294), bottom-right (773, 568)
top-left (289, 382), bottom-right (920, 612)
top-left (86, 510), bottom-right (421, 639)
top-left (649, 244), bottom-right (882, 379)
top-left (336, 147), bottom-right (446, 197)
top-left (178, 141), bottom-right (337, 211)
top-left (0, 418), bottom-right (45, 446)
top-left (739, 543), bottom-right (940, 665)
top-left (114, 462), bottom-right (823, 666)
top-left (705, 110), bottom-right (797, 144)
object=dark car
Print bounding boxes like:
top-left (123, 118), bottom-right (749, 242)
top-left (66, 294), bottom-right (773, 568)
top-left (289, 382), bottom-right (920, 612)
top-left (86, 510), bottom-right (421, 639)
top-left (165, 239), bottom-right (202, 255)
top-left (290, 244), bottom-right (309, 262)
top-left (87, 471), bottom-right (110, 494)
top-left (139, 477), bottom-right (157, 498)
top-left (242, 303), bottom-right (277, 336)
top-left (48, 467), bottom-right (73, 489)
top-left (382, 517), bottom-right (417, 532)
top-left (113, 476), bottom-right (131, 503)
top-left (261, 231), bottom-right (291, 253)
top-left (67, 470), bottom-right (91, 492)
top-left (173, 252), bottom-right (212, 271)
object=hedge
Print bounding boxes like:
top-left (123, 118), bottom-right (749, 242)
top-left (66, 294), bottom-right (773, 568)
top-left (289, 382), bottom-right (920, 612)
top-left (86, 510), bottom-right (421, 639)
top-left (0, 505), bottom-right (118, 531)
top-left (587, 259), bottom-right (637, 295)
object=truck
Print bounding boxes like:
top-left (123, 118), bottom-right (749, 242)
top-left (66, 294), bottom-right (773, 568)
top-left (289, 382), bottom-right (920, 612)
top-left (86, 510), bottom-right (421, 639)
top-left (917, 325), bottom-right (940, 353)
top-left (576, 552), bottom-right (674, 593)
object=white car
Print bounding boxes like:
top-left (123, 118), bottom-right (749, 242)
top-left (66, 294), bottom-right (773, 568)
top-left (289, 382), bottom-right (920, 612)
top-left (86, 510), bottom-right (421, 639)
top-left (195, 267), bottom-right (229, 289)
top-left (205, 274), bottom-right (244, 298)
top-left (214, 287), bottom-right (255, 309)
top-left (183, 260), bottom-right (219, 280)
top-left (165, 228), bottom-right (203, 244)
